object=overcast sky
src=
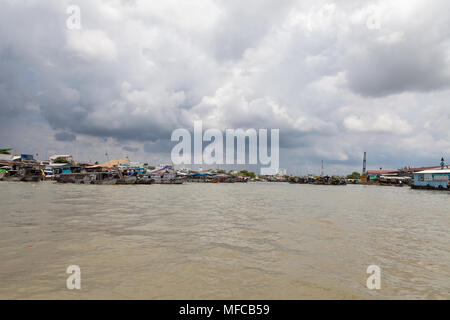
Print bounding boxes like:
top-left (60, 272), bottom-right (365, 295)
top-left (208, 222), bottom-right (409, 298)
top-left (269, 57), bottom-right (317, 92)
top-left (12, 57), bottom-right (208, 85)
top-left (1, 0), bottom-right (450, 174)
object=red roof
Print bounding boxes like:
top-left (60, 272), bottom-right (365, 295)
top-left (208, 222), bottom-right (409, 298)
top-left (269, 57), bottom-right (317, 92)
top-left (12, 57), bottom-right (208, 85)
top-left (367, 170), bottom-right (394, 174)
top-left (406, 166), bottom-right (441, 172)
top-left (368, 166), bottom-right (442, 174)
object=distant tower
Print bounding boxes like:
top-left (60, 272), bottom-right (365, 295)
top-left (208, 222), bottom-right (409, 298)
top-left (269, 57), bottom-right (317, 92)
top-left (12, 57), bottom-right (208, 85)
top-left (321, 160), bottom-right (324, 177)
top-left (362, 152), bottom-right (367, 175)
top-left (441, 157), bottom-right (445, 170)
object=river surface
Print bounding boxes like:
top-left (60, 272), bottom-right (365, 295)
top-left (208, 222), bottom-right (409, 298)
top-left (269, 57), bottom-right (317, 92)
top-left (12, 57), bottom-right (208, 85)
top-left (0, 181), bottom-right (448, 299)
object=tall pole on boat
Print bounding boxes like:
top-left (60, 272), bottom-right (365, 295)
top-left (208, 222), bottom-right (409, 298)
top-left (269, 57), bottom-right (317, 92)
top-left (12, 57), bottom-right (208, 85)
top-left (321, 160), bottom-right (324, 177)
top-left (363, 152), bottom-right (367, 175)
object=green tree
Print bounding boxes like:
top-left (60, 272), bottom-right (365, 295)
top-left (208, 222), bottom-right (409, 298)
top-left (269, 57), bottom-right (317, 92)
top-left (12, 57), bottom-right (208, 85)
top-left (347, 171), bottom-right (361, 179)
top-left (0, 148), bottom-right (12, 154)
top-left (247, 172), bottom-right (256, 178)
top-left (239, 170), bottom-right (256, 178)
top-left (52, 157), bottom-right (71, 164)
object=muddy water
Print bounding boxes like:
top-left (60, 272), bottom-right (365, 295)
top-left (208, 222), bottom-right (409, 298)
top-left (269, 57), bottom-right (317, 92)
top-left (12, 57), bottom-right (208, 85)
top-left (0, 182), bottom-right (448, 299)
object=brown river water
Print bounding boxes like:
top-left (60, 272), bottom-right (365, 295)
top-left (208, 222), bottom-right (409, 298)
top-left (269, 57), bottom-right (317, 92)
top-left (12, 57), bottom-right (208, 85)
top-left (0, 181), bottom-right (448, 299)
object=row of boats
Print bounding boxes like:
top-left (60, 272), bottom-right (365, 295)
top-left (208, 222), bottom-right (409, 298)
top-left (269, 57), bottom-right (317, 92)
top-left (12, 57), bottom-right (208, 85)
top-left (0, 158), bottom-right (346, 186)
top-left (0, 163), bottom-right (349, 186)
top-left (0, 165), bottom-right (42, 182)
top-left (0, 162), bottom-right (256, 185)
top-left (55, 171), bottom-right (182, 185)
top-left (288, 175), bottom-right (347, 185)
top-left (0, 162), bottom-right (183, 184)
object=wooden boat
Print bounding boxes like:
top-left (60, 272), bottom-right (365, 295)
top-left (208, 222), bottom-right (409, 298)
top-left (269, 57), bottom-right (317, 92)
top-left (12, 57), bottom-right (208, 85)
top-left (135, 176), bottom-right (155, 184)
top-left (116, 175), bottom-right (138, 184)
top-left (155, 179), bottom-right (183, 185)
top-left (56, 172), bottom-right (118, 184)
top-left (0, 167), bottom-right (42, 182)
top-left (56, 173), bottom-right (94, 184)
top-left (90, 172), bottom-right (119, 185)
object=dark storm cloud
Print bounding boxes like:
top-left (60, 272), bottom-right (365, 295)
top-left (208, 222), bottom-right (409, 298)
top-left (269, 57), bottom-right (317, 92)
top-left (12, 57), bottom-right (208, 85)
top-left (54, 131), bottom-right (77, 142)
top-left (343, 5), bottom-right (450, 97)
top-left (143, 140), bottom-right (173, 154)
top-left (122, 145), bottom-right (139, 152)
top-left (212, 0), bottom-right (295, 61)
top-left (346, 43), bottom-right (450, 97)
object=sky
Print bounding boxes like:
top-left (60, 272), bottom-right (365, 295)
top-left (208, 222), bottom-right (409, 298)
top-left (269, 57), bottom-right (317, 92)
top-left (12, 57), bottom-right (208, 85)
top-left (1, 0), bottom-right (450, 175)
